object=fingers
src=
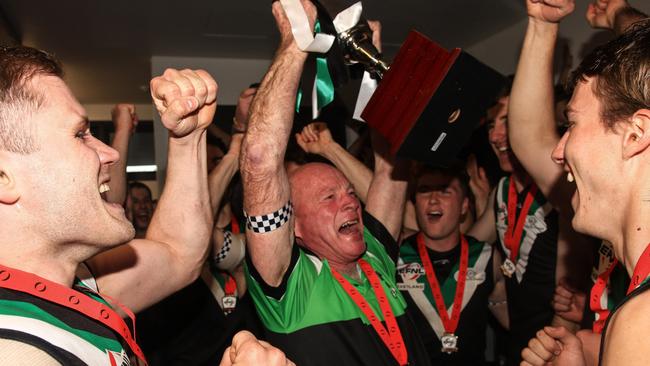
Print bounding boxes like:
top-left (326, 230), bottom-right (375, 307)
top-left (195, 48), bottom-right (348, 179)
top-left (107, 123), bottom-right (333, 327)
top-left (150, 68), bottom-right (217, 137)
top-left (544, 326), bottom-right (582, 348)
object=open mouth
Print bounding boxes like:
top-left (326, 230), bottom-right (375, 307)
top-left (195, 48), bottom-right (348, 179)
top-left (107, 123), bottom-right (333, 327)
top-left (338, 219), bottom-right (359, 235)
top-left (99, 183), bottom-right (110, 200)
top-left (427, 211), bottom-right (443, 220)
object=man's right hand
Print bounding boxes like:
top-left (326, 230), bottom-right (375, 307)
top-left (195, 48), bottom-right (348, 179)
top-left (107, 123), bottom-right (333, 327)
top-left (273, 0), bottom-right (317, 51)
top-left (295, 122), bottom-right (334, 156)
top-left (521, 326), bottom-right (587, 366)
top-left (586, 0), bottom-right (628, 30)
top-left (111, 103), bottom-right (138, 135)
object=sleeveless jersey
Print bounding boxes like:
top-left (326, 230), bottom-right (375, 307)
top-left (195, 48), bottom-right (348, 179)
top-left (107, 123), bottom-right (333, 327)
top-left (494, 176), bottom-right (558, 365)
top-left (397, 234), bottom-right (494, 365)
top-left (0, 263), bottom-right (132, 366)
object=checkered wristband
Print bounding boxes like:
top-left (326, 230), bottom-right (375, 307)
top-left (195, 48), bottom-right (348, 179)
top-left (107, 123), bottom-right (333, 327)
top-left (213, 231), bottom-right (232, 264)
top-left (244, 201), bottom-right (293, 233)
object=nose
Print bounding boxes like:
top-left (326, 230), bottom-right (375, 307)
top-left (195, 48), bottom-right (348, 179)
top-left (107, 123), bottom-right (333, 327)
top-left (427, 191), bottom-right (441, 204)
top-left (342, 192), bottom-right (360, 211)
top-left (90, 136), bottom-right (120, 165)
top-left (489, 121), bottom-right (506, 144)
top-left (552, 132), bottom-right (568, 165)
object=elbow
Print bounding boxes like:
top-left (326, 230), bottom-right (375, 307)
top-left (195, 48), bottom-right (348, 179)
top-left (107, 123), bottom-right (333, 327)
top-left (240, 140), bottom-right (283, 178)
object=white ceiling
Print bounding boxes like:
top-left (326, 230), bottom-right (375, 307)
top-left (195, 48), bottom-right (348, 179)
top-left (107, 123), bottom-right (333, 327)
top-left (2, 0), bottom-right (527, 104)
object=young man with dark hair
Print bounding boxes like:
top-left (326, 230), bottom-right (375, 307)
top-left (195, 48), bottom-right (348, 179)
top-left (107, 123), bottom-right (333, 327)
top-left (0, 46), bottom-right (217, 364)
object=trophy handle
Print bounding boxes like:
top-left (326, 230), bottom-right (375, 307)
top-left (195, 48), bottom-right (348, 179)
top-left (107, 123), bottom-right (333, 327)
top-left (338, 22), bottom-right (389, 79)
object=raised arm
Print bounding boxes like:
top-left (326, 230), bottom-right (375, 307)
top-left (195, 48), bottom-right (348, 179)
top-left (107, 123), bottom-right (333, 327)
top-left (88, 69), bottom-right (216, 312)
top-left (365, 130), bottom-right (409, 241)
top-left (239, 1), bottom-right (314, 286)
top-left (509, 0), bottom-right (575, 209)
top-left (586, 0), bottom-right (648, 35)
top-left (105, 103), bottom-right (137, 205)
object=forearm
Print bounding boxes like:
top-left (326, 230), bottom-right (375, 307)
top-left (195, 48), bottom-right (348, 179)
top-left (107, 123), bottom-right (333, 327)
top-left (321, 142), bottom-right (373, 203)
top-left (147, 131), bottom-right (212, 277)
top-left (552, 314), bottom-right (580, 333)
top-left (208, 152), bottom-right (239, 214)
top-left (366, 131), bottom-right (408, 240)
top-left (240, 46), bottom-right (305, 286)
top-left (106, 129), bottom-right (130, 205)
top-left (510, 18), bottom-right (562, 190)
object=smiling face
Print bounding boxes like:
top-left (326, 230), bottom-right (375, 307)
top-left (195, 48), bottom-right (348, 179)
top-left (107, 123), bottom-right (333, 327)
top-left (552, 78), bottom-right (624, 239)
top-left (488, 96), bottom-right (518, 173)
top-left (14, 75), bottom-right (134, 251)
top-left (290, 163), bottom-right (365, 267)
top-left (414, 169), bottom-right (468, 245)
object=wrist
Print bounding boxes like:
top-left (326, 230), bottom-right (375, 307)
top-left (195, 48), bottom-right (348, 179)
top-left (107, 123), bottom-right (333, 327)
top-left (168, 129), bottom-right (206, 147)
top-left (528, 16), bottom-right (560, 34)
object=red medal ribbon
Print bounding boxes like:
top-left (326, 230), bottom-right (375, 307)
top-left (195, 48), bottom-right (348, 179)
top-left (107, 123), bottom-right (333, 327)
top-left (504, 176), bottom-right (538, 263)
top-left (224, 273), bottom-right (237, 297)
top-left (230, 215), bottom-right (240, 235)
top-left (0, 264), bottom-right (147, 365)
top-left (627, 243), bottom-right (650, 295)
top-left (331, 259), bottom-right (408, 366)
top-left (590, 257), bottom-right (618, 334)
top-left (416, 233), bottom-right (468, 336)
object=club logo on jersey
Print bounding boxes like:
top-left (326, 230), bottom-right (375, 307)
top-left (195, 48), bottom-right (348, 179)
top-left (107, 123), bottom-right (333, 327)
top-left (397, 262), bottom-right (426, 280)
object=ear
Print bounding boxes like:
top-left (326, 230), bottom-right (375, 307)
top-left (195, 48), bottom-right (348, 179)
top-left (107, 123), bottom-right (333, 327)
top-left (460, 196), bottom-right (470, 217)
top-left (623, 109), bottom-right (650, 160)
top-left (0, 168), bottom-right (20, 204)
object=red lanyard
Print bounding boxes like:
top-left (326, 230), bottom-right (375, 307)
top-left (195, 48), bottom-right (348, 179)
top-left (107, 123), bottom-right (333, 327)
top-left (627, 243), bottom-right (650, 294)
top-left (0, 264), bottom-right (147, 365)
top-left (416, 233), bottom-right (468, 335)
top-left (331, 259), bottom-right (408, 366)
top-left (504, 176), bottom-right (537, 262)
top-left (590, 257), bottom-right (618, 334)
top-left (230, 216), bottom-right (240, 235)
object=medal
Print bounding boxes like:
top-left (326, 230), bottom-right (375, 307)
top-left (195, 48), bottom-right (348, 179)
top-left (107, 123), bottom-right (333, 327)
top-left (500, 258), bottom-right (516, 278)
top-left (440, 333), bottom-right (459, 354)
top-left (222, 295), bottom-right (237, 312)
top-left (502, 176), bottom-right (537, 279)
top-left (417, 234), bottom-right (468, 354)
top-left (222, 274), bottom-right (238, 315)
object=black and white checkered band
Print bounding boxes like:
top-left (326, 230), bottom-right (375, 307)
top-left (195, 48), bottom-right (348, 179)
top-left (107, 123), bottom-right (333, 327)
top-left (244, 201), bottom-right (293, 233)
top-left (213, 231), bottom-right (232, 264)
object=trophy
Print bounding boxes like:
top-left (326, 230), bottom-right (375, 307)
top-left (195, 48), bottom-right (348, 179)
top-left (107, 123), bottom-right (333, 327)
top-left (313, 0), bottom-right (506, 165)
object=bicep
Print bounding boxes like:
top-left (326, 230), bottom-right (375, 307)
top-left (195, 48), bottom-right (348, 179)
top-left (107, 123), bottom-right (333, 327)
top-left (88, 238), bottom-right (192, 313)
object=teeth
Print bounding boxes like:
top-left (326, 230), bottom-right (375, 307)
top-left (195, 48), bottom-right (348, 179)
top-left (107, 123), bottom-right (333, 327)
top-left (340, 220), bottom-right (358, 229)
top-left (567, 172), bottom-right (574, 183)
top-left (498, 146), bottom-right (509, 152)
top-left (99, 183), bottom-right (110, 194)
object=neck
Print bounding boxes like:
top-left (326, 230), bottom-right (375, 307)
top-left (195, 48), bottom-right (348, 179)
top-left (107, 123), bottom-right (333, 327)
top-left (330, 260), bottom-right (361, 281)
top-left (510, 167), bottom-right (530, 193)
top-left (620, 188), bottom-right (650, 276)
top-left (421, 230), bottom-right (460, 252)
top-left (0, 246), bottom-right (79, 287)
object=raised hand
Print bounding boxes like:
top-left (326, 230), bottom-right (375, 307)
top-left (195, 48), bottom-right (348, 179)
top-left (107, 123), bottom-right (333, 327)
top-left (220, 331), bottom-right (295, 366)
top-left (272, 0), bottom-right (317, 51)
top-left (527, 0), bottom-right (576, 23)
top-left (586, 0), bottom-right (628, 30)
top-left (295, 122), bottom-right (334, 156)
top-left (150, 68), bottom-right (218, 138)
top-left (111, 103), bottom-right (138, 135)
top-left (466, 154), bottom-right (491, 217)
